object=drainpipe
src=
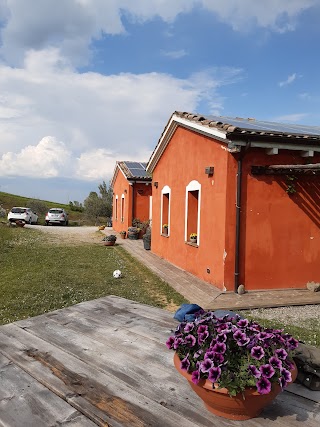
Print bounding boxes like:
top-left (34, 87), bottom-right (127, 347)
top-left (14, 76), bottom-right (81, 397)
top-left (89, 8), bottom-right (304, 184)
top-left (234, 152), bottom-right (243, 293)
top-left (234, 142), bottom-right (250, 293)
top-left (131, 181), bottom-right (135, 226)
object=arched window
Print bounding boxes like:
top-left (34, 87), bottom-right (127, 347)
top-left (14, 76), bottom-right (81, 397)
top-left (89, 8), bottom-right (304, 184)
top-left (121, 194), bottom-right (125, 223)
top-left (161, 185), bottom-right (171, 235)
top-left (185, 180), bottom-right (201, 245)
top-left (115, 195), bottom-right (118, 221)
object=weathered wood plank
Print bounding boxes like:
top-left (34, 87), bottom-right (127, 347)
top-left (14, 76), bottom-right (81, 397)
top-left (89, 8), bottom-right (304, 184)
top-left (0, 353), bottom-right (95, 427)
top-left (1, 296), bottom-right (320, 426)
top-left (0, 325), bottom-right (213, 427)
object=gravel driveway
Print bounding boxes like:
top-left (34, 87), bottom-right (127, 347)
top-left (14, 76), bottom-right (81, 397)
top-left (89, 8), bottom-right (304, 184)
top-left (26, 224), bottom-right (109, 244)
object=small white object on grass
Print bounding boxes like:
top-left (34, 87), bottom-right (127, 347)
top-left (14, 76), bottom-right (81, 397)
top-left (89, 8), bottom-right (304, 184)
top-left (113, 270), bottom-right (122, 278)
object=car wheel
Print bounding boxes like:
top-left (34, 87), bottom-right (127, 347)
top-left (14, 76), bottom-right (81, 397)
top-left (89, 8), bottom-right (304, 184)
top-left (66, 220), bottom-right (69, 226)
top-left (28, 218), bottom-right (32, 224)
top-left (45, 221), bottom-right (49, 226)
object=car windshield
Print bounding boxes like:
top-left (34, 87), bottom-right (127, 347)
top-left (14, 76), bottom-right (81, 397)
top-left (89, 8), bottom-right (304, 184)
top-left (11, 208), bottom-right (26, 213)
top-left (49, 209), bottom-right (64, 214)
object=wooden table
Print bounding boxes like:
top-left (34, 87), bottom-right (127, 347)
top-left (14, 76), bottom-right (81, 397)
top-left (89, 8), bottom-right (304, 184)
top-left (0, 296), bottom-right (319, 426)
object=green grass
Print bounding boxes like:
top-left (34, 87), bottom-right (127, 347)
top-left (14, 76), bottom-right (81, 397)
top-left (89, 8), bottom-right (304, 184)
top-left (0, 191), bottom-right (85, 224)
top-left (240, 312), bottom-right (320, 348)
top-left (0, 225), bottom-right (187, 325)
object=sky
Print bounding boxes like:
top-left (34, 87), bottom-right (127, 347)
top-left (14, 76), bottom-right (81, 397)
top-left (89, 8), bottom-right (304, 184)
top-left (0, 0), bottom-right (320, 204)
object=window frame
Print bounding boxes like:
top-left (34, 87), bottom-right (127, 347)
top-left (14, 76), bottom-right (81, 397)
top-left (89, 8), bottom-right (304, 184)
top-left (185, 180), bottom-right (201, 245)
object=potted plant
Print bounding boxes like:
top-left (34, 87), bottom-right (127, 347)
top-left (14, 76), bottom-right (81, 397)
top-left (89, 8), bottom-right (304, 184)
top-left (190, 233), bottom-right (197, 243)
top-left (142, 228), bottom-right (151, 250)
top-left (166, 310), bottom-right (298, 420)
top-left (127, 226), bottom-right (139, 240)
top-left (98, 225), bottom-right (106, 230)
top-left (119, 230), bottom-right (126, 239)
top-left (102, 235), bottom-right (117, 246)
top-left (162, 224), bottom-right (168, 235)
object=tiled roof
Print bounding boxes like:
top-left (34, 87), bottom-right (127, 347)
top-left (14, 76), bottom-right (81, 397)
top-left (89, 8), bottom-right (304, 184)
top-left (118, 161), bottom-right (151, 181)
top-left (175, 111), bottom-right (320, 142)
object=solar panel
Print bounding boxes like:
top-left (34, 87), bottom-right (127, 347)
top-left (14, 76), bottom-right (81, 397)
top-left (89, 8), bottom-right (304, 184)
top-left (125, 162), bottom-right (149, 177)
top-left (206, 115), bottom-right (320, 136)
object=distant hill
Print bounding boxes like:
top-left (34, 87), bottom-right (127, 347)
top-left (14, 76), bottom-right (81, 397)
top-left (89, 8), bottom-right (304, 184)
top-left (0, 191), bottom-right (86, 224)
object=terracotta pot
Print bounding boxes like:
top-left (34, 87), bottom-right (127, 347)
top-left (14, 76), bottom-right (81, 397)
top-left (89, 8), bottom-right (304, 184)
top-left (174, 353), bottom-right (296, 421)
top-left (103, 241), bottom-right (115, 246)
top-left (120, 233), bottom-right (126, 239)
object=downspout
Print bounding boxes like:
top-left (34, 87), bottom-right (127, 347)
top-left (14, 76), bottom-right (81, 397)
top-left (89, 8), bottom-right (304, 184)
top-left (234, 152), bottom-right (243, 293)
top-left (131, 181), bottom-right (135, 226)
top-left (234, 142), bottom-right (250, 293)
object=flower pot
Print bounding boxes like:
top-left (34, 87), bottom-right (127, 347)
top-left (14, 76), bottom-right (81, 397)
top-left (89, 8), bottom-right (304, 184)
top-left (120, 234), bottom-right (126, 239)
top-left (162, 228), bottom-right (168, 235)
top-left (190, 238), bottom-right (197, 244)
top-left (173, 353), bottom-right (297, 421)
top-left (128, 232), bottom-right (139, 240)
top-left (103, 241), bottom-right (115, 246)
top-left (143, 239), bottom-right (151, 250)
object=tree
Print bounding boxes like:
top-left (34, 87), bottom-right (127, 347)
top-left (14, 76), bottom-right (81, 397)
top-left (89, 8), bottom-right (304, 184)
top-left (84, 181), bottom-right (113, 223)
top-left (26, 199), bottom-right (48, 215)
top-left (98, 180), bottom-right (113, 218)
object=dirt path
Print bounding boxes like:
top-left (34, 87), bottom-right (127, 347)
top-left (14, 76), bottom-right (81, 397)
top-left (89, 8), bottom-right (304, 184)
top-left (25, 224), bottom-right (109, 245)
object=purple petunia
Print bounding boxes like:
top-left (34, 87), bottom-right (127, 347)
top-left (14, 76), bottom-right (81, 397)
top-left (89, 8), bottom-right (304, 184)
top-left (191, 369), bottom-right (201, 384)
top-left (165, 336), bottom-right (175, 349)
top-left (280, 368), bottom-right (292, 383)
top-left (180, 356), bottom-right (190, 371)
top-left (197, 324), bottom-right (208, 334)
top-left (269, 356), bottom-right (282, 369)
top-left (212, 342), bottom-right (227, 354)
top-left (237, 319), bottom-right (249, 328)
top-left (256, 377), bottom-right (272, 395)
top-left (208, 366), bottom-right (221, 383)
top-left (184, 322), bottom-right (194, 333)
top-left (260, 364), bottom-right (275, 379)
top-left (200, 359), bottom-right (214, 373)
top-left (184, 334), bottom-right (197, 347)
top-left (286, 336), bottom-right (299, 350)
top-left (275, 348), bottom-right (288, 360)
top-left (248, 365), bottom-right (261, 378)
top-left (173, 337), bottom-right (183, 349)
top-left (251, 346), bottom-right (265, 360)
top-left (166, 309), bottom-right (297, 397)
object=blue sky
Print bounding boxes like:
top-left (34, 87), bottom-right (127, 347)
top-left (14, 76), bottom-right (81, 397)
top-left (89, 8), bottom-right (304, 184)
top-left (0, 0), bottom-right (320, 203)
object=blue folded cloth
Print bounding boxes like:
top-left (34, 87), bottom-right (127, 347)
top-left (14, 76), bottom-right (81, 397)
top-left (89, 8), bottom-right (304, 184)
top-left (174, 304), bottom-right (203, 322)
top-left (174, 304), bottom-right (242, 322)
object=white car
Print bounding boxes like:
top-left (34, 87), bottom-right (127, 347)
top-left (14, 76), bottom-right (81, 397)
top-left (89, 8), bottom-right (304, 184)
top-left (7, 207), bottom-right (38, 224)
top-left (45, 208), bottom-right (69, 226)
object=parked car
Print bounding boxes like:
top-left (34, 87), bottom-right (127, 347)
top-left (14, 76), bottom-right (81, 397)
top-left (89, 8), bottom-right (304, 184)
top-left (7, 207), bottom-right (38, 224)
top-left (45, 208), bottom-right (69, 226)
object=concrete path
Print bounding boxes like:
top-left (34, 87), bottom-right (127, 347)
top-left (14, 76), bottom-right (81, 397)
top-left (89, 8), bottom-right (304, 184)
top-left (104, 229), bottom-right (320, 310)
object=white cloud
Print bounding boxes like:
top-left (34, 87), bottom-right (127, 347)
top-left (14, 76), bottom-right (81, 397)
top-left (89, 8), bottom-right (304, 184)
top-left (162, 49), bottom-right (188, 59)
top-left (279, 73), bottom-right (298, 87)
top-left (0, 1), bottom-right (317, 66)
top-left (0, 49), bottom-right (242, 181)
top-left (0, 136), bottom-right (71, 177)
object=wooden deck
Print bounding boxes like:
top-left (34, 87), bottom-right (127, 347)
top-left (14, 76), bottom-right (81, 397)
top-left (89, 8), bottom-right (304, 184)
top-left (0, 296), bottom-right (319, 426)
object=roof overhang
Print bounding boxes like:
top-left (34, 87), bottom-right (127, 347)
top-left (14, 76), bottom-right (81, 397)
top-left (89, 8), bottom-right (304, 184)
top-left (147, 113), bottom-right (229, 173)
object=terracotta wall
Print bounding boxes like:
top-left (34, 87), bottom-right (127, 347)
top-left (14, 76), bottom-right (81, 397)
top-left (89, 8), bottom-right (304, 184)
top-left (112, 170), bottom-right (132, 233)
top-left (151, 127), bottom-right (231, 290)
top-left (132, 182), bottom-right (152, 225)
top-left (112, 170), bottom-right (152, 233)
top-left (239, 150), bottom-right (320, 290)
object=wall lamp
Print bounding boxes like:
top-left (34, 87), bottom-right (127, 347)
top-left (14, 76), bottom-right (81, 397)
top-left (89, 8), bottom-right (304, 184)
top-left (205, 166), bottom-right (214, 176)
top-left (124, 189), bottom-right (127, 193)
top-left (154, 181), bottom-right (158, 188)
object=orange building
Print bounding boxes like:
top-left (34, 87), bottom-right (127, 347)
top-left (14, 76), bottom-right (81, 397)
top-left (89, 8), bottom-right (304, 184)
top-left (147, 111), bottom-right (320, 292)
top-left (111, 161), bottom-right (152, 233)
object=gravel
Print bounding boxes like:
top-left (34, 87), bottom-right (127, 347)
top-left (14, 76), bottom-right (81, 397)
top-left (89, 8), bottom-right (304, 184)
top-left (243, 305), bottom-right (320, 325)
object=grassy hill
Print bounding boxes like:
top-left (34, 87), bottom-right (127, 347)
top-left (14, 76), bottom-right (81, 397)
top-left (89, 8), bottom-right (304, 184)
top-left (0, 191), bottom-right (86, 225)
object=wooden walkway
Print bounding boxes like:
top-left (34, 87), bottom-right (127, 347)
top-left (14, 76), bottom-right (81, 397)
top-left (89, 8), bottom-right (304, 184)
top-left (110, 230), bottom-right (320, 310)
top-left (0, 296), bottom-right (319, 426)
